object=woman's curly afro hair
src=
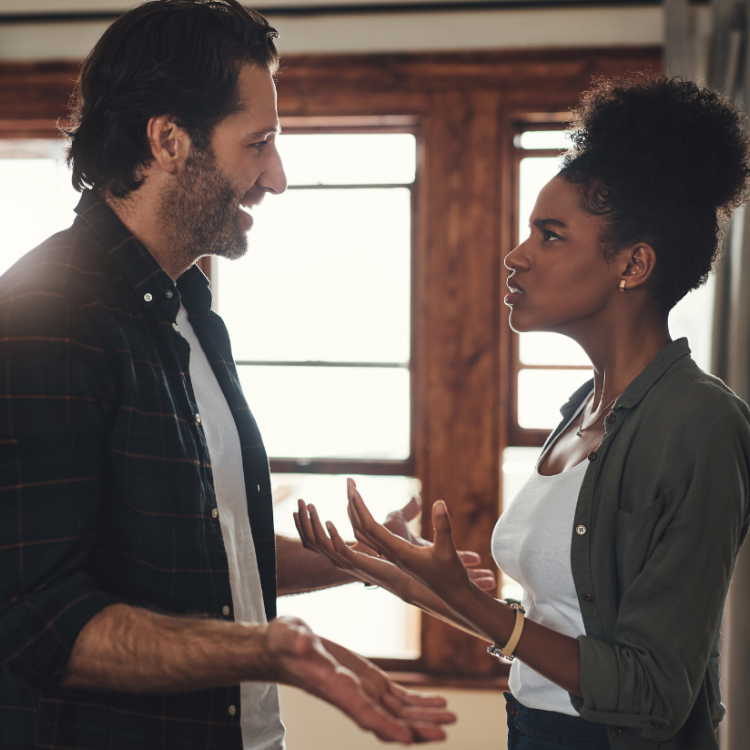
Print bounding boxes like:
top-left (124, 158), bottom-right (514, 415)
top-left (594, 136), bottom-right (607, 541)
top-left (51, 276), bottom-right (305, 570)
top-left (560, 74), bottom-right (750, 311)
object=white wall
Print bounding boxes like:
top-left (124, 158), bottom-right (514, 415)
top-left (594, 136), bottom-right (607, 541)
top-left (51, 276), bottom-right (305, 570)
top-left (279, 684), bottom-right (508, 749)
top-left (0, 5), bottom-right (669, 61)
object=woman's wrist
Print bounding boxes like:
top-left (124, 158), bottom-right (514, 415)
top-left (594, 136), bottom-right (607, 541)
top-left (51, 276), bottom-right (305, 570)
top-left (449, 583), bottom-right (516, 646)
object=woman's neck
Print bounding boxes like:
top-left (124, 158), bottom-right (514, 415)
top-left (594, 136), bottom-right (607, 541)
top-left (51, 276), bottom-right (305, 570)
top-left (568, 311), bottom-right (671, 409)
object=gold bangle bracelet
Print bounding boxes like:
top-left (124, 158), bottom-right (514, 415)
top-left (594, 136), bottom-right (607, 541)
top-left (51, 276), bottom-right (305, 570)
top-left (487, 603), bottom-right (526, 662)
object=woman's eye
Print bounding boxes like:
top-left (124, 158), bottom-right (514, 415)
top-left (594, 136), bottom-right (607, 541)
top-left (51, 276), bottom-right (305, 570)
top-left (542, 229), bottom-right (561, 241)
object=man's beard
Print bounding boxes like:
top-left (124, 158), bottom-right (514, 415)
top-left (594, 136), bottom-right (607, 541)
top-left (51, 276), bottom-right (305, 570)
top-left (159, 145), bottom-right (248, 264)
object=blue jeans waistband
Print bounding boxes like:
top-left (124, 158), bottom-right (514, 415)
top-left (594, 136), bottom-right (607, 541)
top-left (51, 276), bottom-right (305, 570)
top-left (504, 692), bottom-right (611, 750)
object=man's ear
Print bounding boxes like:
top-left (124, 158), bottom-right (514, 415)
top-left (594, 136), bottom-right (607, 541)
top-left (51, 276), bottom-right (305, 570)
top-left (145, 115), bottom-right (191, 175)
top-left (617, 243), bottom-right (657, 291)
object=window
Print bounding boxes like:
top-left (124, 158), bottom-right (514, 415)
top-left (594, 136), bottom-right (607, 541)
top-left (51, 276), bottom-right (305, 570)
top-left (0, 139), bottom-right (79, 276)
top-left (213, 129), bottom-right (422, 659)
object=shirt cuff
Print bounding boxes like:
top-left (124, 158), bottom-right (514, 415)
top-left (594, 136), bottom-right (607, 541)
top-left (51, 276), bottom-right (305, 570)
top-left (0, 571), bottom-right (120, 690)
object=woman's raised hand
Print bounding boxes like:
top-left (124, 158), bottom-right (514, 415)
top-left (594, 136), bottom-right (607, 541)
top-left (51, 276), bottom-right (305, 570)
top-left (346, 479), bottom-right (477, 607)
top-left (294, 500), bottom-right (412, 598)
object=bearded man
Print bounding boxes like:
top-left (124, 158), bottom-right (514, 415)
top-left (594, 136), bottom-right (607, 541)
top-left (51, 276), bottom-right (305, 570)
top-left (0, 2), bottom-right (495, 748)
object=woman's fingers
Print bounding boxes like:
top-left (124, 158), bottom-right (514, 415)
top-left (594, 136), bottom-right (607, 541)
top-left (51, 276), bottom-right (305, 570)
top-left (307, 504), bottom-right (336, 554)
top-left (457, 550), bottom-right (482, 567)
top-left (431, 500), bottom-right (459, 560)
top-left (327, 521), bottom-right (358, 563)
top-left (347, 479), bottom-right (409, 560)
top-left (293, 502), bottom-right (317, 551)
top-left (468, 569), bottom-right (498, 591)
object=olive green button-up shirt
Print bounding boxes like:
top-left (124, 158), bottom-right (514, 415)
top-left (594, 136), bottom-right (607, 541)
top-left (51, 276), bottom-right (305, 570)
top-left (548, 339), bottom-right (750, 749)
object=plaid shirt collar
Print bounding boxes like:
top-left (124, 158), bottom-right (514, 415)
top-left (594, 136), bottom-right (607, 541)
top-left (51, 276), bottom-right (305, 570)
top-left (74, 189), bottom-right (212, 319)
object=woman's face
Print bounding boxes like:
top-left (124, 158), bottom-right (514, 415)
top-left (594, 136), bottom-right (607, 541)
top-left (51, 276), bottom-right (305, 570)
top-left (504, 175), bottom-right (620, 334)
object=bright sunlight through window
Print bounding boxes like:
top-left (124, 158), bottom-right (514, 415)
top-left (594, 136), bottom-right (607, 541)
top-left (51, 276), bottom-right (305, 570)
top-left (215, 132), bottom-right (419, 658)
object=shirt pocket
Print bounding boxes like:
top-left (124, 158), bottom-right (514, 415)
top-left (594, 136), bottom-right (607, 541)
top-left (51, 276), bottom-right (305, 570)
top-left (613, 495), bottom-right (667, 598)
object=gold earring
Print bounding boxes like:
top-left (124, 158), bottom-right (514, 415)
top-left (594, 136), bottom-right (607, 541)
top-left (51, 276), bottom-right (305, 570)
top-left (619, 280), bottom-right (627, 293)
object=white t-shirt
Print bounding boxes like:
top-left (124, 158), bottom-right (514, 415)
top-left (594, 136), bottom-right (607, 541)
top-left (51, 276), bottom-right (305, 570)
top-left (491, 396), bottom-right (590, 715)
top-left (176, 305), bottom-right (285, 750)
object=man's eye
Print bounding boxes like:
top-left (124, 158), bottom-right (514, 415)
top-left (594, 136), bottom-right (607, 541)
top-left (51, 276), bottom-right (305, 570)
top-left (250, 140), bottom-right (270, 149)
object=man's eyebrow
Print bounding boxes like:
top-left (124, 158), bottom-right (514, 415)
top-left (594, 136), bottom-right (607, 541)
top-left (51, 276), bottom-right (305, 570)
top-left (245, 123), bottom-right (282, 140)
top-left (532, 218), bottom-right (568, 230)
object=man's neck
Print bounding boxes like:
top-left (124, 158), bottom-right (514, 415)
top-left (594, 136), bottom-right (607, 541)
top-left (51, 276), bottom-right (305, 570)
top-left (104, 188), bottom-right (195, 282)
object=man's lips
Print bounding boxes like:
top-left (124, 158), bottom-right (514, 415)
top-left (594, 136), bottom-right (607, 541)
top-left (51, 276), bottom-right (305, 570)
top-left (238, 193), bottom-right (263, 230)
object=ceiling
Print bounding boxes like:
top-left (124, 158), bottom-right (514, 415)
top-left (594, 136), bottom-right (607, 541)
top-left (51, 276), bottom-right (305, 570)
top-left (0, 0), bottom-right (661, 19)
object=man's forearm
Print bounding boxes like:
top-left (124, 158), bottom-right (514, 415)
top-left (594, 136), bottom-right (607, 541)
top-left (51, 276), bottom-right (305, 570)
top-left (61, 603), bottom-right (274, 693)
top-left (276, 535), bottom-right (356, 595)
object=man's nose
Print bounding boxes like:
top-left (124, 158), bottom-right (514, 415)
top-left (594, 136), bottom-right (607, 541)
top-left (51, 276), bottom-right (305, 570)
top-left (260, 145), bottom-right (287, 196)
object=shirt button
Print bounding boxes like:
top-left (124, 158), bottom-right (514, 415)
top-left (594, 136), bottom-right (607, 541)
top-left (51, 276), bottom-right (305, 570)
top-left (576, 524), bottom-right (587, 535)
top-left (165, 289), bottom-right (174, 299)
top-left (606, 412), bottom-right (617, 424)
top-left (222, 605), bottom-right (230, 616)
top-left (195, 413), bottom-right (201, 425)
top-left (612, 727), bottom-right (623, 738)
top-left (172, 323), bottom-right (179, 332)
top-left (588, 451), bottom-right (597, 461)
top-left (583, 593), bottom-right (594, 604)
top-left (143, 293), bottom-right (153, 303)
top-left (228, 705), bottom-right (236, 717)
top-left (211, 508), bottom-right (218, 519)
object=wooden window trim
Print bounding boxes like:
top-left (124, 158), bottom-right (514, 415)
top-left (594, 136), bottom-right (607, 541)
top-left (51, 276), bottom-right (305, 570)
top-left (0, 46), bottom-right (661, 683)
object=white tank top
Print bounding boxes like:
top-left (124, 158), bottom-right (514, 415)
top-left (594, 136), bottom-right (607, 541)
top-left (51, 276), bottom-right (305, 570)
top-left (492, 397), bottom-right (590, 715)
top-left (176, 305), bottom-right (285, 750)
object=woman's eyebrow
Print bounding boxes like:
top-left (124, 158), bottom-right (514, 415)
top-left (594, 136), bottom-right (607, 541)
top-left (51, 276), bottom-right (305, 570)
top-left (532, 218), bottom-right (568, 229)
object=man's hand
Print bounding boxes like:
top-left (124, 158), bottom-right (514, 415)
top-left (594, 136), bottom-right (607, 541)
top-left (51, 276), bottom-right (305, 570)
top-left (320, 637), bottom-right (456, 742)
top-left (266, 617), bottom-right (455, 743)
top-left (383, 495), bottom-right (496, 591)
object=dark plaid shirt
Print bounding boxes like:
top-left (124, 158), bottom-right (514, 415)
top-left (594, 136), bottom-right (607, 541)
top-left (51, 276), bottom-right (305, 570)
top-left (0, 189), bottom-right (277, 749)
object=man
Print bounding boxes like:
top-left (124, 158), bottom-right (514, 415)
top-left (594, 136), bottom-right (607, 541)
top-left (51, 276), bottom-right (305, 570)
top-left (0, 1), bottom-right (499, 748)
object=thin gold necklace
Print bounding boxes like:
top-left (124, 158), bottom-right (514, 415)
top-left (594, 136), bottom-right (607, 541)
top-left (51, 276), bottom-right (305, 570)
top-left (576, 394), bottom-right (618, 438)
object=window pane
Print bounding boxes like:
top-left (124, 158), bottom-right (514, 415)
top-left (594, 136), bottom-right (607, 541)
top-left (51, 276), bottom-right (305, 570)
top-left (518, 368), bottom-right (591, 430)
top-left (519, 332), bottom-right (589, 366)
top-left (216, 187), bottom-right (411, 364)
top-left (0, 140), bottom-right (80, 277)
top-left (518, 156), bottom-right (562, 243)
top-left (273, 473), bottom-right (421, 658)
top-left (238, 365), bottom-right (410, 459)
top-left (277, 133), bottom-right (416, 186)
top-left (668, 275), bottom-right (715, 372)
top-left (518, 130), bottom-right (570, 150)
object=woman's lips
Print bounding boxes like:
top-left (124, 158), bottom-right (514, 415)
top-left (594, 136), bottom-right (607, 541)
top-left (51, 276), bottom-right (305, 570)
top-left (505, 281), bottom-right (524, 306)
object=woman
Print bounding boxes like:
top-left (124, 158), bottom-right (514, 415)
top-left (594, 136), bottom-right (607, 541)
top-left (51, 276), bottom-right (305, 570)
top-left (294, 75), bottom-right (750, 749)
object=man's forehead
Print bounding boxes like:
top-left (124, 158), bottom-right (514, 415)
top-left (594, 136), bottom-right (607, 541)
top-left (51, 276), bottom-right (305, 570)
top-left (231, 65), bottom-right (279, 131)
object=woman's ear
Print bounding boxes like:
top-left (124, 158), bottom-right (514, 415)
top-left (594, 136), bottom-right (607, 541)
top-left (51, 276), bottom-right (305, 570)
top-left (617, 243), bottom-right (657, 292)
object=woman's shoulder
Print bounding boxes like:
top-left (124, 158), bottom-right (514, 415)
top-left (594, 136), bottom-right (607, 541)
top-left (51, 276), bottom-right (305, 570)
top-left (643, 357), bottom-right (750, 440)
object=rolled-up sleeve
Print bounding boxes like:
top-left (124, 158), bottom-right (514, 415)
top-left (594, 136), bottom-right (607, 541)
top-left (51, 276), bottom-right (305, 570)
top-left (572, 406), bottom-right (750, 740)
top-left (0, 284), bottom-right (119, 689)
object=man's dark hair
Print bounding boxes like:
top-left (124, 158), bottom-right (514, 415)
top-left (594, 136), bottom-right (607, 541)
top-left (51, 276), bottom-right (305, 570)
top-left (560, 74), bottom-right (750, 312)
top-left (64, 0), bottom-right (279, 198)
